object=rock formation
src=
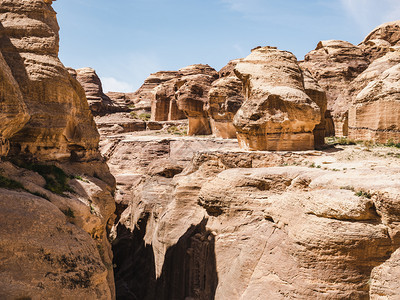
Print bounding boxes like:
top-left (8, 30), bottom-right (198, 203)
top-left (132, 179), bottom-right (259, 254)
top-left (152, 77), bottom-right (186, 121)
top-left (0, 1), bottom-right (116, 298)
top-left (300, 40), bottom-right (369, 136)
top-left (233, 46), bottom-right (321, 151)
top-left (207, 75), bottom-right (244, 139)
top-left (348, 51), bottom-right (400, 142)
top-left (0, 0), bottom-right (100, 161)
top-left (74, 67), bottom-right (127, 115)
top-left (302, 69), bottom-right (327, 148)
top-left (132, 71), bottom-right (180, 112)
top-left (175, 65), bottom-right (218, 135)
top-left (151, 64), bottom-right (218, 135)
top-left (110, 136), bottom-right (400, 299)
top-left (0, 51), bottom-right (29, 156)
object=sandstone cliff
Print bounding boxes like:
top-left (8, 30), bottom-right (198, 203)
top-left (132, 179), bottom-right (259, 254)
top-left (300, 40), bottom-right (369, 137)
top-left (0, 1), bottom-right (116, 298)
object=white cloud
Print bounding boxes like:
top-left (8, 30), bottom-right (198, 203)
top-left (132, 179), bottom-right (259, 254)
top-left (340, 0), bottom-right (400, 31)
top-left (101, 77), bottom-right (134, 93)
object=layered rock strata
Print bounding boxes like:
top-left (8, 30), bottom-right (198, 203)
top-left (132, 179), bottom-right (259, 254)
top-left (75, 67), bottom-right (128, 115)
top-left (348, 51), bottom-right (400, 142)
top-left (133, 71), bottom-right (180, 112)
top-left (0, 0), bottom-right (100, 161)
top-left (233, 46), bottom-right (321, 151)
top-left (0, 51), bottom-right (29, 156)
top-left (0, 1), bottom-right (116, 298)
top-left (300, 40), bottom-right (369, 136)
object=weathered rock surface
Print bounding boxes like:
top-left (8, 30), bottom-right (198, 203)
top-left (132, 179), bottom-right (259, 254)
top-left (75, 67), bottom-right (128, 115)
top-left (349, 52), bottom-right (400, 142)
top-left (133, 71), bottom-right (180, 112)
top-left (0, 50), bottom-right (29, 156)
top-left (152, 77), bottom-right (186, 121)
top-left (0, 189), bottom-right (112, 299)
top-left (151, 64), bottom-right (218, 135)
top-left (0, 0), bottom-right (100, 161)
top-left (207, 75), bottom-right (244, 138)
top-left (0, 1), bottom-right (116, 298)
top-left (112, 141), bottom-right (400, 299)
top-left (300, 40), bottom-right (369, 136)
top-left (233, 46), bottom-right (321, 151)
top-left (176, 65), bottom-right (218, 135)
top-left (302, 69), bottom-right (327, 147)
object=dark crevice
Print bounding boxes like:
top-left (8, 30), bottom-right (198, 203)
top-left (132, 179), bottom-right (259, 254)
top-left (112, 216), bottom-right (218, 300)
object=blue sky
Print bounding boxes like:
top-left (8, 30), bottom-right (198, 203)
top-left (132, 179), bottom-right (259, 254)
top-left (53, 0), bottom-right (400, 92)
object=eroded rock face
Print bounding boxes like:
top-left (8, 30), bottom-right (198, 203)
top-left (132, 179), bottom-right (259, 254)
top-left (0, 0), bottom-right (99, 161)
top-left (75, 67), bottom-right (128, 116)
top-left (112, 143), bottom-right (400, 299)
top-left (233, 46), bottom-right (321, 151)
top-left (176, 67), bottom-right (218, 135)
top-left (359, 21), bottom-right (400, 62)
top-left (300, 40), bottom-right (369, 136)
top-left (133, 71), bottom-right (180, 112)
top-left (302, 69), bottom-right (327, 148)
top-left (349, 52), bottom-right (400, 142)
top-left (0, 51), bottom-right (29, 156)
top-left (152, 64), bottom-right (218, 135)
top-left (0, 1), bottom-right (116, 297)
top-left (207, 75), bottom-right (244, 138)
top-left (152, 77), bottom-right (186, 122)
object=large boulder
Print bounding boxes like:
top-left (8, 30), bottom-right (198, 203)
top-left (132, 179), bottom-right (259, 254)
top-left (300, 40), bottom-right (369, 136)
top-left (0, 0), bottom-right (99, 161)
top-left (233, 46), bottom-right (321, 151)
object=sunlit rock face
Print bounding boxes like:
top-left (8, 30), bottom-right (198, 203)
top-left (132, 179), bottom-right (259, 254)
top-left (175, 64), bottom-right (219, 135)
top-left (0, 0), bottom-right (99, 161)
top-left (360, 20), bottom-right (400, 61)
top-left (0, 50), bottom-right (29, 156)
top-left (0, 1), bottom-right (116, 298)
top-left (300, 40), bottom-right (369, 137)
top-left (349, 51), bottom-right (400, 143)
top-left (206, 59), bottom-right (244, 139)
top-left (233, 46), bottom-right (321, 151)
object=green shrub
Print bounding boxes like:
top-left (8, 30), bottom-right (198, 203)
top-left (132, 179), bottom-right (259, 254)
top-left (139, 113), bottom-right (151, 121)
top-left (23, 164), bottom-right (73, 195)
top-left (0, 174), bottom-right (24, 190)
top-left (62, 207), bottom-right (75, 218)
